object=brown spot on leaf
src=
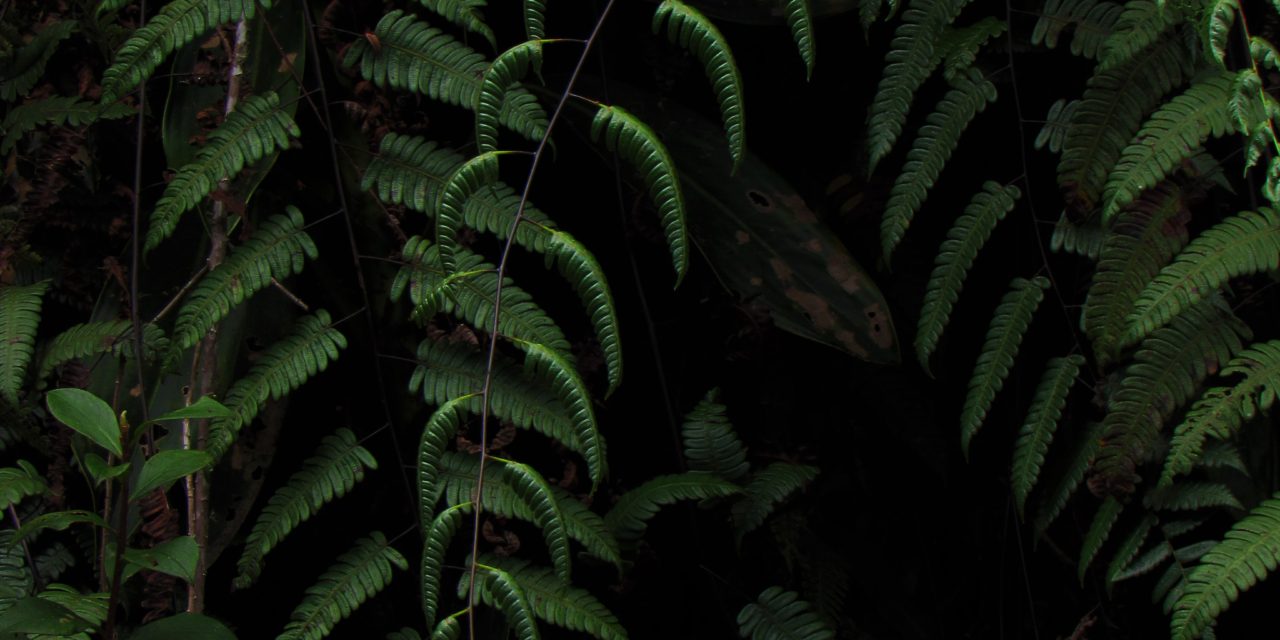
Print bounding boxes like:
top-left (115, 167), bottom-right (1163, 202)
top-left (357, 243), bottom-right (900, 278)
top-left (864, 303), bottom-right (893, 349)
top-left (776, 194), bottom-right (818, 223)
top-left (769, 258), bottom-right (795, 283)
top-left (834, 330), bottom-right (868, 357)
top-left (827, 257), bottom-right (864, 294)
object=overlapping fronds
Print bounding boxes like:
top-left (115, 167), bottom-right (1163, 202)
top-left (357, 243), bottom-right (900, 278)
top-left (1011, 355), bottom-right (1085, 518)
top-left (1078, 496), bottom-right (1124, 582)
top-left (362, 134), bottom-right (465, 214)
top-left (434, 150), bottom-right (504, 273)
top-left (680, 389), bottom-right (749, 481)
top-left (0, 460), bottom-right (46, 510)
top-left (468, 556), bottom-right (627, 640)
top-left (524, 1), bottom-right (547, 40)
top-left (959, 276), bottom-right (1048, 457)
top-left (590, 103), bottom-right (689, 284)
top-left (99, 0), bottom-right (266, 103)
top-left (1144, 481), bottom-right (1242, 512)
top-left (206, 310), bottom-right (345, 461)
top-left (1031, 0), bottom-right (1123, 59)
top-left (343, 10), bottom-right (548, 141)
top-left (737, 586), bottom-right (834, 640)
top-left (783, 0), bottom-right (816, 79)
top-left (501, 459), bottom-right (572, 582)
top-left (509, 338), bottom-right (606, 489)
top-left (866, 0), bottom-right (974, 172)
top-left (421, 503), bottom-right (468, 630)
top-left (465, 563), bottom-right (539, 640)
top-left (0, 281), bottom-right (48, 405)
top-left (146, 92), bottom-right (300, 251)
top-left (477, 41), bottom-right (546, 153)
top-left (1162, 340), bottom-right (1280, 487)
top-left (36, 320), bottom-right (167, 381)
top-left (932, 17), bottom-right (1006, 81)
top-left (278, 532), bottom-right (408, 640)
top-left (417, 0), bottom-right (495, 48)
top-left (732, 463), bottom-right (818, 541)
top-left (235, 429), bottom-right (377, 588)
top-left (653, 1), bottom-right (746, 170)
top-left (0, 97), bottom-right (134, 154)
top-left (604, 473), bottom-right (740, 543)
top-left (1105, 514), bottom-right (1157, 591)
top-left (0, 530), bottom-right (32, 610)
top-left (0, 20), bottom-right (77, 102)
top-left (170, 208), bottom-right (318, 355)
top-left (881, 67), bottom-right (997, 260)
top-left (1171, 494), bottom-right (1280, 639)
top-left (1123, 207), bottom-right (1280, 347)
top-left (1251, 36), bottom-right (1280, 71)
top-left (1097, 0), bottom-right (1181, 70)
top-left (915, 181), bottom-right (1019, 371)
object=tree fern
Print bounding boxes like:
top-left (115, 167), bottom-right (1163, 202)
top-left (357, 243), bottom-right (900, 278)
top-left (604, 472), bottom-right (740, 543)
top-left (477, 41), bottom-right (546, 153)
top-left (278, 532), bottom-right (407, 640)
top-left (421, 503), bottom-right (468, 630)
top-left (959, 276), bottom-right (1048, 457)
top-left (915, 181), bottom-right (1019, 371)
top-left (732, 463), bottom-right (819, 541)
top-left (465, 562), bottom-right (539, 640)
top-left (467, 555), bottom-right (627, 640)
top-left (146, 92), bottom-right (300, 251)
top-left (206, 309), bottom-right (346, 461)
top-left (590, 103), bottom-right (689, 284)
top-left (0, 97), bottom-right (134, 154)
top-left (881, 67), bottom-right (997, 260)
top-left (170, 208), bottom-right (318, 355)
top-left (0, 460), bottom-right (46, 511)
top-left (417, 0), bottom-right (496, 49)
top-left (737, 586), bottom-right (834, 640)
top-left (681, 389), bottom-right (749, 481)
top-left (782, 0), bottom-right (816, 80)
top-left (0, 20), bottom-right (77, 102)
top-left (1078, 495), bottom-right (1125, 583)
top-left (1034, 421), bottom-right (1104, 535)
top-left (99, 0), bottom-right (267, 103)
top-left (342, 10), bottom-right (548, 141)
top-left (234, 428), bottom-right (377, 588)
top-left (1144, 481), bottom-right (1242, 512)
top-left (524, 1), bottom-right (547, 40)
top-left (653, 0), bottom-right (746, 171)
top-left (865, 0), bottom-right (974, 172)
top-left (1097, 0), bottom-right (1181, 70)
top-left (1011, 355), bottom-right (1085, 518)
top-left (1170, 493), bottom-right (1280, 639)
top-left (0, 281), bottom-right (48, 405)
top-left (1123, 207), bottom-right (1280, 347)
top-left (1031, 0), bottom-right (1123, 59)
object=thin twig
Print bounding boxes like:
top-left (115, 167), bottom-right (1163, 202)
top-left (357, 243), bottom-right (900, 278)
top-left (270, 277), bottom-right (310, 311)
top-left (148, 264), bottom-right (209, 325)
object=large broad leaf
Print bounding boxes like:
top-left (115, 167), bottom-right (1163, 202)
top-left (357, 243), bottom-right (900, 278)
top-left (128, 613), bottom-right (237, 640)
top-left (688, 0), bottom-right (855, 23)
top-left (0, 597), bottom-right (93, 635)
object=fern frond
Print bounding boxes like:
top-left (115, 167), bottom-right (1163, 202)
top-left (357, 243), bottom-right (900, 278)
top-left (170, 208), bottom-right (318, 355)
top-left (500, 458), bottom-right (572, 583)
top-left (959, 276), bottom-right (1048, 457)
top-left (235, 428), bottom-right (377, 588)
top-left (681, 389), bottom-right (749, 481)
top-left (100, 0), bottom-right (266, 103)
top-left (1251, 36), bottom-right (1280, 71)
top-left (1011, 355), bottom-right (1085, 518)
top-left (915, 181), bottom-right (1019, 371)
top-left (1157, 540), bottom-right (1218, 613)
top-left (278, 532), bottom-right (408, 640)
top-left (1097, 0), bottom-right (1181, 70)
top-left (524, 1), bottom-right (547, 40)
top-left (881, 67), bottom-right (997, 260)
top-left (434, 151), bottom-right (508, 275)
top-left (1051, 213), bottom-right (1106, 259)
top-left (542, 230), bottom-right (622, 394)
top-left (417, 0), bottom-right (495, 49)
top-left (0, 20), bottom-right (77, 102)
top-left (510, 338), bottom-right (605, 489)
top-left (1102, 71), bottom-right (1239, 221)
top-left (0, 460), bottom-right (46, 511)
top-left (467, 563), bottom-right (540, 640)
top-left (732, 462), bottom-right (818, 541)
top-left (1197, 441), bottom-right (1247, 474)
top-left (36, 321), bottom-right (167, 381)
top-left (604, 472), bottom-right (740, 543)
top-left (0, 530), bottom-right (33, 610)
top-left (865, 0), bottom-right (974, 172)
top-left (146, 92), bottom-right (300, 251)
top-left (97, 0), bottom-right (133, 15)
top-left (343, 10), bottom-right (548, 141)
top-left (0, 281), bottom-right (48, 405)
top-left (1204, 0), bottom-right (1239, 66)
top-left (737, 586), bottom-right (834, 640)
top-left (782, 0), bottom-right (816, 80)
top-left (1123, 208), bottom-right (1280, 347)
top-left (1171, 493), bottom-right (1280, 639)
top-left (590, 103), bottom-right (689, 284)
top-left (653, 1), bottom-right (746, 171)
top-left (0, 97), bottom-right (134, 154)
top-left (421, 502), bottom-right (469, 630)
top-left (1079, 496), bottom-right (1125, 583)
top-left (362, 134), bottom-right (466, 215)
top-left (206, 309), bottom-right (345, 461)
top-left (431, 615), bottom-right (464, 640)
top-left (1031, 0), bottom-right (1123, 59)
top-left (1035, 99), bottom-right (1077, 153)
top-left (469, 555), bottom-right (627, 640)
top-left (1145, 481), bottom-right (1242, 512)
top-left (477, 41), bottom-right (546, 153)
top-left (933, 17), bottom-right (1007, 82)
top-left (1105, 514), bottom-right (1157, 591)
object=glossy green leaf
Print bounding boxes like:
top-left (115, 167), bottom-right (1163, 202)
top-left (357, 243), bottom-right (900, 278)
top-left (46, 388), bottom-right (122, 457)
top-left (0, 596), bottom-right (92, 635)
top-left (84, 454), bottom-right (131, 486)
top-left (127, 613), bottom-right (238, 640)
top-left (130, 450), bottom-right (213, 501)
top-left (122, 536), bottom-right (200, 583)
top-left (146, 396), bottom-right (232, 424)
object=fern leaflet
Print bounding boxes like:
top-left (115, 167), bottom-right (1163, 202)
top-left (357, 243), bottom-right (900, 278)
top-left (499, 458), bottom-right (572, 583)
top-left (466, 563), bottom-right (540, 640)
top-left (1144, 481), bottom-right (1242, 512)
top-left (417, 0), bottom-right (496, 48)
top-left (0, 97), bottom-right (134, 154)
top-left (1078, 496), bottom-right (1124, 583)
top-left (36, 321), bottom-right (167, 381)
top-left (737, 586), bottom-right (834, 640)
top-left (1011, 355), bottom-right (1084, 518)
top-left (1097, 0), bottom-right (1181, 70)
top-left (278, 532), bottom-right (407, 640)
top-left (1205, 0), bottom-right (1239, 66)
top-left (0, 20), bottom-right (77, 102)
top-left (681, 389), bottom-right (749, 481)
top-left (605, 472), bottom-right (740, 543)
top-left (0, 281), bottom-right (48, 405)
top-left (525, 1), bottom-right (547, 40)
top-left (932, 17), bottom-right (1007, 82)
top-left (0, 460), bottom-right (46, 511)
top-left (510, 338), bottom-right (606, 489)
top-left (783, 0), bottom-right (816, 80)
top-left (1105, 514), bottom-right (1157, 592)
top-left (477, 41), bottom-right (546, 154)
top-left (732, 462), bottom-right (818, 541)
top-left (434, 150), bottom-right (505, 275)
top-left (421, 503), bottom-right (469, 630)
top-left (1031, 0), bottom-right (1123, 59)
top-left (468, 555), bottom-right (627, 640)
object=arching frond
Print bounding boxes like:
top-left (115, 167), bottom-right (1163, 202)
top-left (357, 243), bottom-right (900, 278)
top-left (1204, 0), bottom-right (1239, 66)
top-left (235, 429), bottom-right (377, 588)
top-left (782, 0), bottom-right (816, 80)
top-left (732, 463), bottom-right (818, 541)
top-left (0, 20), bottom-right (77, 102)
top-left (467, 563), bottom-right (540, 640)
top-left (605, 473), bottom-right (740, 543)
top-left (146, 92), bottom-right (300, 252)
top-left (278, 532), bottom-right (408, 640)
top-left (431, 615), bottom-right (463, 640)
top-left (417, 0), bottom-right (495, 48)
top-left (343, 10), bottom-right (548, 141)
top-left (206, 310), bottom-right (345, 461)
top-left (881, 67), bottom-right (997, 260)
top-left (1078, 496), bottom-right (1124, 583)
top-left (524, 1), bottom-right (547, 40)
top-left (416, 397), bottom-right (472, 525)
top-left (1144, 481), bottom-right (1242, 512)
top-left (0, 281), bottom-right (48, 405)
top-left (590, 103), bottom-right (689, 284)
top-left (1250, 36), bottom-right (1280, 71)
top-left (510, 338), bottom-right (605, 489)
top-left (1097, 0), bottom-right (1181, 70)
top-left (1031, 0), bottom-right (1123, 59)
top-left (542, 230), bottom-right (622, 394)
top-left (1035, 421), bottom-right (1104, 535)
top-left (915, 181), bottom-right (1019, 371)
top-left (0, 97), bottom-right (134, 154)
top-left (468, 555), bottom-right (627, 640)
top-left (36, 321), bottom-right (167, 381)
top-left (1197, 441), bottom-right (1248, 474)
top-left (0, 460), bottom-right (46, 511)
top-left (865, 0), bottom-right (974, 172)
top-left (653, 1), bottom-right (745, 171)
top-left (1123, 208), bottom-right (1280, 347)
top-left (681, 389), bottom-right (749, 481)
top-left (435, 151), bottom-right (503, 274)
top-left (1011, 355), bottom-right (1085, 518)
top-left (500, 459), bottom-right (572, 583)
top-left (0, 530), bottom-right (33, 609)
top-left (421, 503), bottom-right (469, 630)
top-left (1171, 494), bottom-right (1280, 640)
top-left (1105, 514), bottom-right (1157, 591)
top-left (959, 276), bottom-right (1048, 457)
top-left (477, 41), bottom-right (546, 153)
top-left (737, 586), bottom-right (834, 640)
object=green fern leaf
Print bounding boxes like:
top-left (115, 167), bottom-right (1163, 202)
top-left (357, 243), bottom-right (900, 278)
top-left (915, 181), bottom-right (1019, 370)
top-left (343, 10), bottom-right (548, 141)
top-left (782, 0), bottom-right (816, 80)
top-left (1105, 514), bottom-right (1157, 592)
top-left (1157, 540), bottom-right (1218, 613)
top-left (0, 460), bottom-right (46, 511)
top-left (865, 0), bottom-right (974, 172)
top-left (591, 103), bottom-right (689, 284)
top-left (525, 0), bottom-right (547, 41)
top-left (737, 586), bottom-right (834, 640)
top-left (1251, 36), bottom-right (1280, 71)
top-left (1079, 495), bottom-right (1125, 583)
top-left (421, 502), bottom-right (469, 630)
top-left (100, 0), bottom-right (266, 103)
top-left (543, 230), bottom-right (623, 394)
top-left (206, 310), bottom-right (345, 461)
top-left (653, 1), bottom-right (746, 171)
top-left (1035, 99), bottom-right (1077, 153)
top-left (416, 397), bottom-right (472, 526)
top-left (468, 555), bottom-right (627, 640)
top-left (0, 281), bottom-right (48, 405)
top-left (932, 17), bottom-right (1007, 82)
top-left (477, 41), bottom-right (546, 153)
top-left (1031, 0), bottom-right (1123, 59)
top-left (1122, 207), bottom-right (1280, 347)
top-left (0, 97), bottom-right (134, 154)
top-left (510, 338), bottom-right (606, 489)
top-left (1204, 0), bottom-right (1239, 66)
top-left (278, 532), bottom-right (407, 640)
top-left (1145, 481), bottom-right (1242, 512)
top-left (881, 67), bottom-right (997, 260)
top-left (1033, 421), bottom-right (1103, 535)
top-left (0, 530), bottom-right (33, 610)
top-left (1171, 493), bottom-right (1280, 639)
top-left (170, 208), bottom-right (318, 355)
top-left (1197, 441), bottom-right (1248, 474)
top-left (959, 276), bottom-right (1048, 457)
top-left (146, 92), bottom-right (300, 251)
top-left (235, 428), bottom-right (377, 588)
top-left (1011, 355), bottom-right (1085, 518)
top-left (1097, 0), bottom-right (1181, 70)
top-left (0, 20), bottom-right (77, 102)
top-left (431, 615), bottom-right (464, 640)
top-left (681, 389), bottom-right (749, 481)
top-left (467, 562), bottom-right (540, 640)
top-left (605, 472), bottom-right (740, 543)
top-left (417, 0), bottom-right (496, 48)
top-left (36, 321), bottom-right (167, 381)
top-left (732, 462), bottom-right (818, 541)
top-left (435, 150), bottom-right (504, 275)
top-left (33, 543), bottom-right (75, 585)
top-left (1051, 213), bottom-right (1106, 259)
top-left (500, 458), bottom-right (572, 583)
